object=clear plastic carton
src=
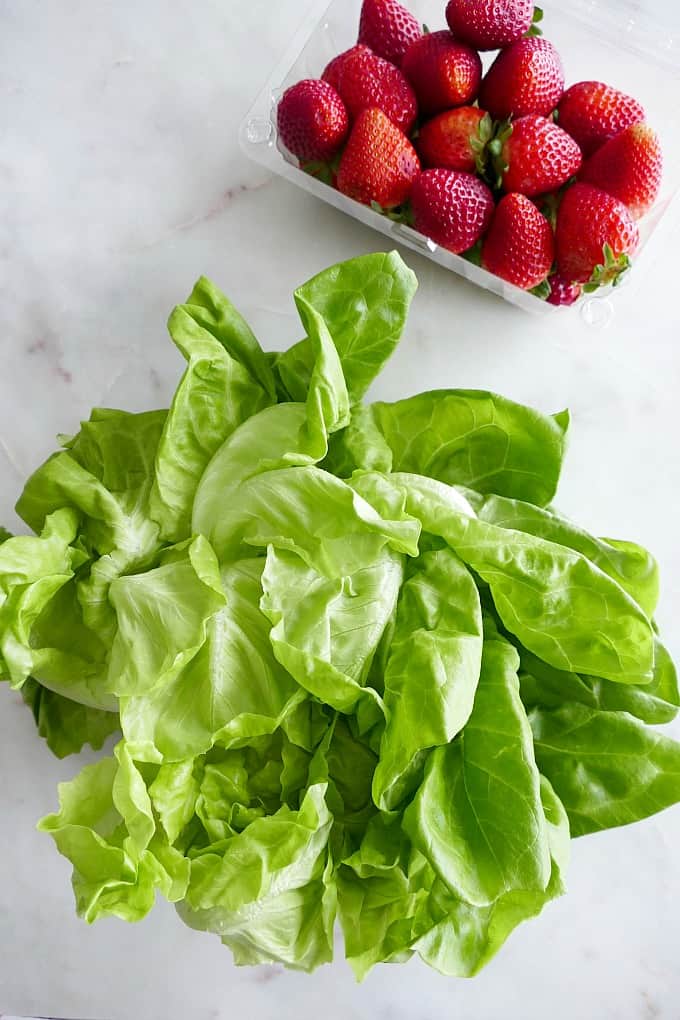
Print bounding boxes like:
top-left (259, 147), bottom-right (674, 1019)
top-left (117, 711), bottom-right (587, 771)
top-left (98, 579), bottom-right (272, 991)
top-left (240, 0), bottom-right (680, 317)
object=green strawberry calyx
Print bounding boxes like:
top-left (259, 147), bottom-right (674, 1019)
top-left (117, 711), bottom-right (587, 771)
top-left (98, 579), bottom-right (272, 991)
top-left (301, 151), bottom-right (342, 186)
top-left (470, 113), bottom-right (496, 177)
top-left (583, 243), bottom-right (632, 293)
top-left (526, 6), bottom-right (544, 37)
top-left (485, 119), bottom-right (513, 192)
top-left (531, 278), bottom-right (552, 301)
top-left (370, 200), bottom-right (412, 225)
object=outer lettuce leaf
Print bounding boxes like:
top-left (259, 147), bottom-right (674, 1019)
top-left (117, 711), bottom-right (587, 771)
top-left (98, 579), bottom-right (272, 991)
top-left (14, 576), bottom-right (114, 710)
top-left (351, 472), bottom-right (655, 685)
top-left (338, 778), bottom-right (569, 981)
top-left (413, 777), bottom-right (569, 978)
top-left (17, 409), bottom-right (165, 558)
top-left (344, 391), bottom-right (569, 507)
top-left (173, 276), bottom-right (277, 399)
top-left (274, 252), bottom-right (418, 403)
top-left (530, 703), bottom-right (680, 836)
top-left (21, 679), bottom-right (119, 759)
top-left (192, 291), bottom-right (350, 540)
top-left (180, 781), bottom-right (335, 971)
top-left (0, 509), bottom-right (87, 689)
top-left (120, 559), bottom-right (303, 763)
top-left (16, 410), bottom-right (168, 648)
top-left (260, 545), bottom-right (403, 727)
top-left (471, 493), bottom-right (659, 619)
top-left (372, 547), bottom-right (483, 811)
top-left (404, 624), bottom-right (550, 907)
top-left (149, 278), bottom-right (275, 543)
top-left (38, 744), bottom-right (190, 922)
top-left (108, 535), bottom-right (225, 697)
top-left (519, 638), bottom-right (680, 726)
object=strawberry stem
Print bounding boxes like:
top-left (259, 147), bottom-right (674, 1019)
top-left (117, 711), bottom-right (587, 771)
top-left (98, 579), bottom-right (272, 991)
top-left (531, 279), bottom-right (551, 301)
top-left (583, 243), bottom-right (632, 292)
top-left (526, 6), bottom-right (544, 36)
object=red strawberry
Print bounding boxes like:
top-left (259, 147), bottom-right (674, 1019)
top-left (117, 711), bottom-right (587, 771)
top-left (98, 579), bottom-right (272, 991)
top-left (402, 31), bottom-right (482, 116)
top-left (479, 37), bottom-right (564, 121)
top-left (557, 81), bottom-right (645, 157)
top-left (358, 0), bottom-right (422, 66)
top-left (492, 115), bottom-right (582, 197)
top-left (417, 107), bottom-right (492, 174)
top-left (411, 169), bottom-right (495, 255)
top-left (580, 123), bottom-right (662, 220)
top-left (445, 0), bottom-right (535, 51)
top-left (555, 183), bottom-right (639, 286)
top-left (276, 79), bottom-right (349, 162)
top-left (323, 44), bottom-right (417, 134)
top-left (482, 193), bottom-right (554, 290)
top-left (546, 274), bottom-right (582, 306)
top-left (337, 107), bottom-right (420, 208)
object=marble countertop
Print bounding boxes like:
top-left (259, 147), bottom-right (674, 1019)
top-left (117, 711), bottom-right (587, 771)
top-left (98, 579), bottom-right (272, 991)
top-left (2, 1), bottom-right (680, 1018)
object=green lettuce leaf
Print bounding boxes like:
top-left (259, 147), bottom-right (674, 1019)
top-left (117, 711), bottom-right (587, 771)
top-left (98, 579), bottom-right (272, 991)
top-left (274, 251), bottom-right (418, 403)
top-left (346, 391), bottom-right (569, 506)
top-left (108, 535), bottom-right (225, 697)
top-left (191, 290), bottom-right (350, 541)
top-left (372, 547), bottom-right (483, 811)
top-left (351, 472), bottom-right (655, 684)
top-left (38, 744), bottom-right (190, 922)
top-left (413, 776), bottom-right (569, 978)
top-left (0, 509), bottom-right (86, 689)
top-left (21, 679), bottom-right (119, 759)
top-left (196, 466), bottom-right (419, 576)
top-left (180, 781), bottom-right (335, 971)
top-left (260, 545), bottom-right (403, 727)
top-left (404, 624), bottom-right (550, 907)
top-left (148, 760), bottom-right (202, 845)
top-left (149, 278), bottom-right (275, 543)
top-left (471, 493), bottom-right (659, 619)
top-left (337, 815), bottom-right (430, 978)
top-left (17, 409), bottom-right (165, 558)
top-left (119, 559), bottom-right (303, 763)
top-left (531, 703), bottom-right (680, 835)
top-left (519, 638), bottom-right (679, 725)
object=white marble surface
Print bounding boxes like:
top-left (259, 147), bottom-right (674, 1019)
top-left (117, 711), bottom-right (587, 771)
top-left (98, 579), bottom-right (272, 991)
top-left (2, 1), bottom-right (680, 1018)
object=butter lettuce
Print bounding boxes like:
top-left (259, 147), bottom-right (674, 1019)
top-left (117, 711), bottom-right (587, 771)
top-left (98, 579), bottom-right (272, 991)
top-left (2, 252), bottom-right (679, 979)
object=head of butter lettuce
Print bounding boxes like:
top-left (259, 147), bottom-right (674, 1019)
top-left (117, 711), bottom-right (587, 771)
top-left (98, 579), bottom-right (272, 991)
top-left (2, 252), bottom-right (679, 978)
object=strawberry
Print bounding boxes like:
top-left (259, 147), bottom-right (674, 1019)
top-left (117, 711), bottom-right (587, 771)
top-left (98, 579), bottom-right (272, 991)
top-left (445, 0), bottom-right (535, 52)
top-left (358, 0), bottom-right (422, 67)
top-left (402, 31), bottom-right (482, 117)
top-left (337, 107), bottom-right (420, 208)
top-left (557, 81), bottom-right (645, 157)
top-left (555, 183), bottom-right (639, 286)
top-left (276, 79), bottom-right (349, 163)
top-left (482, 193), bottom-right (554, 290)
top-left (323, 44), bottom-right (417, 134)
top-left (417, 107), bottom-right (493, 174)
top-left (546, 274), bottom-right (582, 306)
top-left (479, 37), bottom-right (564, 121)
top-left (491, 115), bottom-right (582, 197)
top-left (580, 123), bottom-right (662, 220)
top-left (411, 169), bottom-right (495, 254)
